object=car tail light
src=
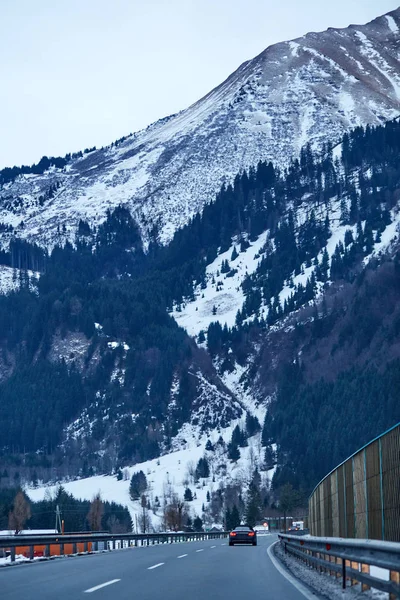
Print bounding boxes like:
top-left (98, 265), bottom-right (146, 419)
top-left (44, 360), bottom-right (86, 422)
top-left (230, 532), bottom-right (236, 536)
top-left (248, 532), bottom-right (255, 536)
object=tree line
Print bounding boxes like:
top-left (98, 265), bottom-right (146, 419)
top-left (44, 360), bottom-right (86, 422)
top-left (0, 487), bottom-right (132, 533)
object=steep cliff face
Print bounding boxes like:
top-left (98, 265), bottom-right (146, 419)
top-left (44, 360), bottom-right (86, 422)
top-left (1, 9), bottom-right (400, 249)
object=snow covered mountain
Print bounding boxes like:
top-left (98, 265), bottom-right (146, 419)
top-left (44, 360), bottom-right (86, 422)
top-left (2, 9), bottom-right (400, 524)
top-left (1, 8), bottom-right (400, 249)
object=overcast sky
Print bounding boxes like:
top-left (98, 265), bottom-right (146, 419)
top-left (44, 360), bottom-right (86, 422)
top-left (1, 0), bottom-right (399, 168)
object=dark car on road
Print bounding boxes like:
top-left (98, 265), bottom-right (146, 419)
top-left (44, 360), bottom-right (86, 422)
top-left (229, 526), bottom-right (257, 546)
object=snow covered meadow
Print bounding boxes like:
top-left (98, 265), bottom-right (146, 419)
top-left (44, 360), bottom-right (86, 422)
top-left (27, 415), bottom-right (272, 531)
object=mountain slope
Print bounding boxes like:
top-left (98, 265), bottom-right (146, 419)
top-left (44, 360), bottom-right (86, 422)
top-left (1, 115), bottom-right (400, 479)
top-left (1, 9), bottom-right (400, 248)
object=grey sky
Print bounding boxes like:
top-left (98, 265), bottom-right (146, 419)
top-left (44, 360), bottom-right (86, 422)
top-left (1, 0), bottom-right (399, 168)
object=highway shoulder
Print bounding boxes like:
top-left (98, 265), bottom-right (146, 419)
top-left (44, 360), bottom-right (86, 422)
top-left (267, 541), bottom-right (322, 600)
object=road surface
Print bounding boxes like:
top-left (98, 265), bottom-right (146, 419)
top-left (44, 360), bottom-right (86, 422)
top-left (0, 534), bottom-right (317, 599)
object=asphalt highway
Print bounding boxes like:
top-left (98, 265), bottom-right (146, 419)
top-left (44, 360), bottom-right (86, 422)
top-left (0, 534), bottom-right (318, 599)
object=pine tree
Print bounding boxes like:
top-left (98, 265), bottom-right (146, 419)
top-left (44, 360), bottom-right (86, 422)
top-left (246, 413), bottom-right (261, 437)
top-left (340, 198), bottom-right (349, 224)
top-left (221, 259), bottom-right (230, 274)
top-left (264, 445), bottom-right (276, 470)
top-left (278, 484), bottom-right (302, 532)
top-left (344, 229), bottom-right (354, 247)
top-left (228, 441), bottom-right (240, 462)
top-left (364, 224), bottom-right (374, 254)
top-left (129, 471), bottom-right (147, 501)
top-left (225, 507), bottom-right (232, 530)
top-left (245, 481), bottom-right (261, 527)
top-left (318, 248), bottom-right (329, 282)
top-left (231, 504), bottom-right (240, 528)
top-left (261, 413), bottom-right (274, 446)
top-left (195, 457), bottom-right (210, 479)
top-left (205, 439), bottom-right (213, 451)
top-left (184, 487), bottom-right (193, 502)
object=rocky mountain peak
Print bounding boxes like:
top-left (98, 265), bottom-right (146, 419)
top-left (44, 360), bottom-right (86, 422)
top-left (0, 8), bottom-right (399, 250)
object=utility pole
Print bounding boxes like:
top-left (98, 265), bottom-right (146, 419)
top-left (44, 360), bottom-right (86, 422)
top-left (55, 505), bottom-right (62, 533)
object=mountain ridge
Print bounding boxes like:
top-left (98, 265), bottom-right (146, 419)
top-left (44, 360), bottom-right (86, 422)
top-left (1, 8), bottom-right (400, 251)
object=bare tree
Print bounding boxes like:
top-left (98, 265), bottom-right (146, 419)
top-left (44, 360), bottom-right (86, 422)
top-left (162, 477), bottom-right (175, 506)
top-left (139, 494), bottom-right (150, 533)
top-left (106, 514), bottom-right (128, 534)
top-left (186, 461), bottom-right (196, 485)
top-left (164, 495), bottom-right (188, 531)
top-left (87, 492), bottom-right (104, 531)
top-left (9, 491), bottom-right (31, 534)
top-left (248, 444), bottom-right (256, 472)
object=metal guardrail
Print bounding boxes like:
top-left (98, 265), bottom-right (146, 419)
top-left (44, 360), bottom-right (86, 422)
top-left (0, 531), bottom-right (228, 564)
top-left (279, 533), bottom-right (400, 598)
top-left (280, 529), bottom-right (309, 536)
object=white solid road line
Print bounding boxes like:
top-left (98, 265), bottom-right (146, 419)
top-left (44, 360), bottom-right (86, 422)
top-left (84, 579), bottom-right (121, 593)
top-left (196, 549), bottom-right (204, 552)
top-left (267, 542), bottom-right (317, 600)
top-left (177, 554), bottom-right (188, 558)
top-left (148, 562), bottom-right (165, 570)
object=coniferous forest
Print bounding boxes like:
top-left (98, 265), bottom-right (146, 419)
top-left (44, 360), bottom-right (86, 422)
top-left (0, 120), bottom-right (400, 494)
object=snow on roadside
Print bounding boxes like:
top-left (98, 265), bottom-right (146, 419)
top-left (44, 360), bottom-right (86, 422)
top-left (0, 554), bottom-right (30, 567)
top-left (274, 541), bottom-right (389, 599)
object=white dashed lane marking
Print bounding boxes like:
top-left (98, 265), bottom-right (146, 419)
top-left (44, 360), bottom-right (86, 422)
top-left (196, 549), bottom-right (204, 553)
top-left (211, 545), bottom-right (216, 548)
top-left (148, 563), bottom-right (164, 570)
top-left (84, 580), bottom-right (121, 593)
top-left (177, 554), bottom-right (188, 558)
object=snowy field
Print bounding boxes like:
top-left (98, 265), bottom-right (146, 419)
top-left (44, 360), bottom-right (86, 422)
top-left (27, 418), bottom-right (272, 531)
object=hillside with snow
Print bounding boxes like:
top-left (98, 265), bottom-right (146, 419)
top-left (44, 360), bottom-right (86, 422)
top-left (1, 8), bottom-right (400, 523)
top-left (172, 193), bottom-right (400, 339)
top-left (1, 9), bottom-right (400, 250)
top-left (27, 417), bottom-right (270, 530)
top-left (2, 109), bottom-right (400, 498)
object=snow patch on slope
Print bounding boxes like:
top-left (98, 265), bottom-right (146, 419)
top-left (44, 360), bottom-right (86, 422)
top-left (0, 265), bottom-right (40, 295)
top-left (385, 15), bottom-right (399, 34)
top-left (172, 232), bottom-right (268, 337)
top-left (355, 30), bottom-right (400, 100)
